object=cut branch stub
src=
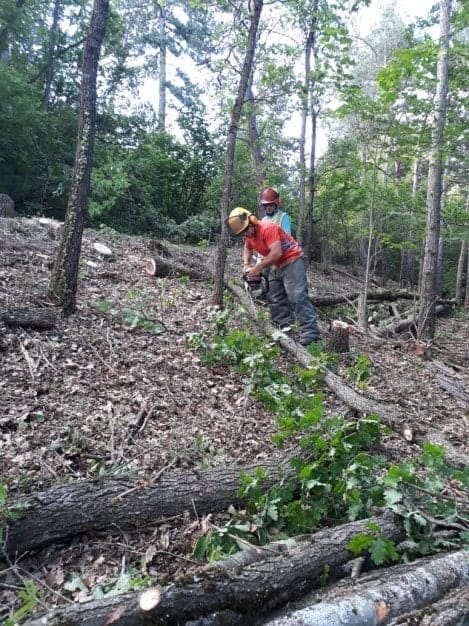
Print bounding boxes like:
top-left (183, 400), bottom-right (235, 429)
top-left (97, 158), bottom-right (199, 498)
top-left (139, 587), bottom-right (162, 612)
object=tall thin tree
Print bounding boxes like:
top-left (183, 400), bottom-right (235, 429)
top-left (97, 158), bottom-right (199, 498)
top-left (212, 0), bottom-right (264, 307)
top-left (418, 0), bottom-right (451, 339)
top-left (49, 0), bottom-right (109, 314)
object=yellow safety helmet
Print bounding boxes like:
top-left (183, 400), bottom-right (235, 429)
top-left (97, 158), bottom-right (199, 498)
top-left (228, 207), bottom-right (252, 236)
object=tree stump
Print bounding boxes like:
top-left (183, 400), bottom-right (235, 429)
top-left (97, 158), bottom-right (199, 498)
top-left (326, 327), bottom-right (350, 353)
top-left (0, 193), bottom-right (17, 217)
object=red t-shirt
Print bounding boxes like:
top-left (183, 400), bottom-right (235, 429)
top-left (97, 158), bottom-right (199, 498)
top-left (244, 217), bottom-right (303, 268)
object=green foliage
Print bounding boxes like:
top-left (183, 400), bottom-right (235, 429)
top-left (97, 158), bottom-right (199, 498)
top-left (382, 442), bottom-right (469, 555)
top-left (90, 297), bottom-right (165, 334)
top-left (347, 354), bottom-right (371, 390)
top-left (192, 520), bottom-right (246, 562)
top-left (0, 66), bottom-right (46, 198)
top-left (189, 313), bottom-right (388, 559)
top-left (0, 484), bottom-right (30, 543)
top-left (62, 568), bottom-right (149, 602)
top-left (189, 312), bottom-right (467, 565)
top-left (89, 129), bottom-right (219, 238)
top-left (4, 580), bottom-right (43, 626)
top-left (348, 520), bottom-right (399, 565)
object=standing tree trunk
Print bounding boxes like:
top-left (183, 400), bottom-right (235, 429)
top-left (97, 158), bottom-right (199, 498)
top-left (465, 245), bottom-right (469, 309)
top-left (455, 191), bottom-right (468, 305)
top-left (246, 81), bottom-right (266, 190)
top-left (0, 0), bottom-right (26, 64)
top-left (418, 0), bottom-right (451, 339)
top-left (399, 156), bottom-right (420, 287)
top-left (212, 0), bottom-right (263, 307)
top-left (455, 240), bottom-right (467, 305)
top-left (42, 0), bottom-right (62, 111)
top-left (303, 1), bottom-right (320, 264)
top-left (157, 1), bottom-right (166, 131)
top-left (49, 0), bottom-right (109, 315)
top-left (296, 29), bottom-right (313, 246)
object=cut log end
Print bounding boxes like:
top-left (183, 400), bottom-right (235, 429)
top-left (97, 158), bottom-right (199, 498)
top-left (145, 257), bottom-right (157, 276)
top-left (402, 423), bottom-right (414, 442)
top-left (93, 242), bottom-right (113, 256)
top-left (139, 586), bottom-right (162, 612)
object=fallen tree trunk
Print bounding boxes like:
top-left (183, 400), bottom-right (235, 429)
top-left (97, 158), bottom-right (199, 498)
top-left (5, 456), bottom-right (292, 555)
top-left (310, 289), bottom-right (419, 307)
top-left (25, 512), bottom-right (405, 626)
top-left (260, 550), bottom-right (469, 626)
top-left (0, 307), bottom-right (59, 329)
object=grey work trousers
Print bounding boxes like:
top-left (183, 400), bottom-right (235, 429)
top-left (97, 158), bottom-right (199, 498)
top-left (267, 257), bottom-right (320, 345)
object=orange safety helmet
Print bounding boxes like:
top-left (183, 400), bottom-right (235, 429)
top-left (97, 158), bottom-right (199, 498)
top-left (260, 187), bottom-right (281, 206)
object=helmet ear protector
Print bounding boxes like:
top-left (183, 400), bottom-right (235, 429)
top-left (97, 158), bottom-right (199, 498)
top-left (228, 207), bottom-right (252, 236)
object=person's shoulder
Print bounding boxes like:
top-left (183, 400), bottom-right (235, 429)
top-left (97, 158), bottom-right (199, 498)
top-left (261, 220), bottom-right (282, 237)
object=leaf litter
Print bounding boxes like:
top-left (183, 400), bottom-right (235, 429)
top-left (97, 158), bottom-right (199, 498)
top-left (0, 217), bottom-right (467, 616)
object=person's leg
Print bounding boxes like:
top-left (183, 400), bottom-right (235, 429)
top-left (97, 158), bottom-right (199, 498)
top-left (281, 258), bottom-right (320, 345)
top-left (267, 270), bottom-right (294, 329)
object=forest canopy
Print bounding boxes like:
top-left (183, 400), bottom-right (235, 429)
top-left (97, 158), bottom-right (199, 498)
top-left (0, 0), bottom-right (467, 294)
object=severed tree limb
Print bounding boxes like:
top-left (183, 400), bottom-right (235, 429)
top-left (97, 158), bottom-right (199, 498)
top-left (259, 550), bottom-right (469, 626)
top-left (144, 240), bottom-right (214, 280)
top-left (377, 304), bottom-right (452, 337)
top-left (227, 282), bottom-right (467, 469)
top-left (25, 512), bottom-right (406, 626)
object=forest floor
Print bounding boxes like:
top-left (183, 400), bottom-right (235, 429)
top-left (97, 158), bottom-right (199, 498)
top-left (0, 216), bottom-right (468, 621)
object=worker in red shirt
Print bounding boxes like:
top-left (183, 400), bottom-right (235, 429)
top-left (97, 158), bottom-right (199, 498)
top-left (228, 207), bottom-right (321, 346)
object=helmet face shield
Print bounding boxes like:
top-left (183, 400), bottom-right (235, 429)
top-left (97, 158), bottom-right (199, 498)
top-left (228, 207), bottom-right (252, 236)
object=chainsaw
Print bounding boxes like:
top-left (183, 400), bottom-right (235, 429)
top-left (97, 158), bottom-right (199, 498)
top-left (243, 270), bottom-right (269, 299)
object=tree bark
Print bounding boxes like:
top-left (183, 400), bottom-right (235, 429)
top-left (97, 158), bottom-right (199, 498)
top-left (260, 550), bottom-right (469, 626)
top-left (144, 254), bottom-right (207, 280)
top-left (25, 513), bottom-right (405, 626)
top-left (246, 81), bottom-right (266, 190)
top-left (49, 0), bottom-right (109, 314)
top-left (388, 583), bottom-right (469, 626)
top-left (455, 240), bottom-right (468, 307)
top-left (418, 0), bottom-right (451, 339)
top-left (5, 456), bottom-right (293, 555)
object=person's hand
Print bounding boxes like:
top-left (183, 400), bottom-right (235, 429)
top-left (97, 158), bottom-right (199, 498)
top-left (247, 264), bottom-right (263, 278)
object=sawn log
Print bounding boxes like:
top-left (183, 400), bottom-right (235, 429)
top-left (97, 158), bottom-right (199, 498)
top-left (0, 307), bottom-right (59, 329)
top-left (5, 456), bottom-right (292, 555)
top-left (25, 512), bottom-right (405, 626)
top-left (260, 550), bottom-right (469, 626)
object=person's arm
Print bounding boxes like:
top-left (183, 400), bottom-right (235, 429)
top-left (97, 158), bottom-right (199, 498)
top-left (243, 243), bottom-right (254, 272)
top-left (247, 240), bottom-right (282, 276)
